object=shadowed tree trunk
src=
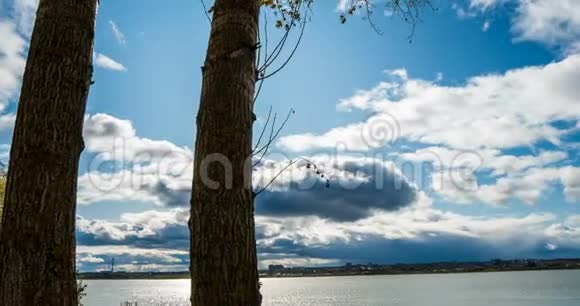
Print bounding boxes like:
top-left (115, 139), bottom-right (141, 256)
top-left (189, 0), bottom-right (261, 305)
top-left (0, 0), bottom-right (98, 304)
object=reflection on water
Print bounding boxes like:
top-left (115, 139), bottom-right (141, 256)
top-left (83, 270), bottom-right (580, 306)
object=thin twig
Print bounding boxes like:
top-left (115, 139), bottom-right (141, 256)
top-left (253, 156), bottom-right (328, 197)
top-left (252, 108), bottom-right (294, 158)
top-left (252, 112), bottom-right (278, 168)
top-left (253, 106), bottom-right (272, 152)
top-left (200, 0), bottom-right (212, 24)
top-left (252, 108), bottom-right (295, 169)
top-left (258, 1), bottom-right (306, 73)
top-left (259, 9), bottom-right (308, 80)
top-left (253, 11), bottom-right (269, 104)
top-left (253, 159), bottom-right (297, 197)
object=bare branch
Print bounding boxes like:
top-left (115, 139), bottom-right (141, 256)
top-left (253, 106), bottom-right (273, 152)
top-left (253, 11), bottom-right (269, 104)
top-left (200, 0), bottom-right (212, 24)
top-left (252, 111), bottom-right (277, 168)
top-left (362, 1), bottom-right (383, 35)
top-left (253, 159), bottom-right (297, 198)
top-left (253, 156), bottom-right (330, 198)
top-left (258, 8), bottom-right (308, 81)
top-left (258, 0), bottom-right (313, 75)
top-left (259, 24), bottom-right (292, 73)
top-left (252, 108), bottom-right (294, 159)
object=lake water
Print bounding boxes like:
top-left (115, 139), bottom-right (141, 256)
top-left (82, 270), bottom-right (580, 306)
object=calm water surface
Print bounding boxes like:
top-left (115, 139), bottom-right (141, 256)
top-left (83, 270), bottom-right (580, 306)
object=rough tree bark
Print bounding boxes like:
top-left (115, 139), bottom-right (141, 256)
top-left (189, 0), bottom-right (261, 305)
top-left (0, 0), bottom-right (98, 304)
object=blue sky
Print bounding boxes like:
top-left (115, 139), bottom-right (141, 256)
top-left (1, 0), bottom-right (580, 272)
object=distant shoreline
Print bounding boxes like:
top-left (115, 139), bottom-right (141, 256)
top-left (78, 258), bottom-right (580, 280)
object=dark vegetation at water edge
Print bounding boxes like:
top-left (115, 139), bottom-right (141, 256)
top-left (78, 258), bottom-right (580, 280)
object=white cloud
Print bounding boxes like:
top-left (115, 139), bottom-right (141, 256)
top-left (279, 54), bottom-right (580, 207)
top-left (482, 20), bottom-right (491, 32)
top-left (433, 167), bottom-right (552, 205)
top-left (83, 113), bottom-right (190, 162)
top-left (112, 263), bottom-right (189, 272)
top-left (77, 202), bottom-right (580, 271)
top-left (560, 166), bottom-right (580, 202)
top-left (77, 209), bottom-right (189, 243)
top-left (77, 245), bottom-right (188, 258)
top-left (76, 209), bottom-right (190, 271)
top-left (433, 166), bottom-right (580, 206)
top-left (336, 0), bottom-right (349, 12)
top-left (259, 256), bottom-right (339, 269)
top-left (0, 114), bottom-right (15, 131)
top-left (280, 55), bottom-right (580, 152)
top-left (0, 0), bottom-right (37, 131)
top-left (468, 0), bottom-right (505, 11)
top-left (465, 0), bottom-right (580, 51)
top-left (400, 147), bottom-right (567, 177)
top-left (545, 215), bottom-right (580, 247)
top-left (512, 0), bottom-right (580, 49)
top-left (76, 245), bottom-right (188, 272)
top-left (0, 21), bottom-right (26, 111)
top-left (77, 254), bottom-right (105, 264)
top-left (12, 0), bottom-right (38, 36)
top-left (257, 207), bottom-right (561, 252)
top-left (109, 20), bottom-right (126, 45)
top-left (94, 53), bottom-right (127, 72)
top-left (79, 114), bottom-right (193, 206)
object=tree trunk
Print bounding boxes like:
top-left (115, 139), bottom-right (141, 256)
top-left (0, 0), bottom-right (97, 305)
top-left (189, 0), bottom-right (261, 305)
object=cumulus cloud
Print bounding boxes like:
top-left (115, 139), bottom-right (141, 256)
top-left (78, 170), bottom-right (192, 207)
top-left (560, 167), bottom-right (580, 202)
top-left (76, 203), bottom-right (580, 271)
top-left (398, 146), bottom-right (571, 206)
top-left (77, 254), bottom-right (105, 264)
top-left (0, 21), bottom-right (26, 113)
top-left (277, 55), bottom-right (580, 207)
top-left (0, 0), bottom-right (37, 133)
top-left (77, 209), bottom-right (189, 250)
top-left (255, 207), bottom-right (580, 265)
top-left (76, 245), bottom-right (189, 272)
top-left (79, 113), bottom-right (193, 206)
top-left (464, 0), bottom-right (580, 51)
top-left (433, 166), bottom-right (580, 206)
top-left (546, 215), bottom-right (580, 249)
top-left (67, 0), bottom-right (580, 271)
top-left (80, 114), bottom-right (419, 218)
top-left (76, 209), bottom-right (190, 271)
top-left (512, 0), bottom-right (580, 50)
top-left (400, 147), bottom-right (567, 177)
top-left (280, 55), bottom-right (580, 152)
top-left (255, 155), bottom-right (417, 221)
top-left (83, 113), bottom-right (190, 162)
top-left (95, 53), bottom-right (127, 72)
top-left (11, 0), bottom-right (38, 36)
top-left (0, 0), bottom-right (122, 135)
